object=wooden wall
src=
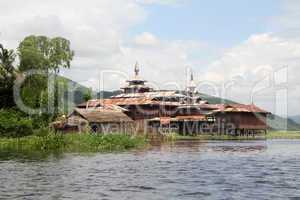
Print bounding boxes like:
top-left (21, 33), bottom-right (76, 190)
top-left (215, 112), bottom-right (268, 130)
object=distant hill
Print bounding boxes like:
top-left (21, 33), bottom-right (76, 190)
top-left (199, 93), bottom-right (237, 104)
top-left (57, 76), bottom-right (92, 113)
top-left (290, 115), bottom-right (300, 124)
top-left (96, 90), bottom-right (122, 99)
top-left (268, 114), bottom-right (300, 131)
top-left (59, 76), bottom-right (300, 130)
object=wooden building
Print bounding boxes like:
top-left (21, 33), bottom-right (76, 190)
top-left (211, 104), bottom-right (269, 135)
top-left (64, 63), bottom-right (270, 136)
top-left (61, 106), bottom-right (134, 134)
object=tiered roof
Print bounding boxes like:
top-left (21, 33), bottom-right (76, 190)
top-left (121, 62), bottom-right (153, 93)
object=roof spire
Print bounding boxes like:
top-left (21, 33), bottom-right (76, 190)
top-left (187, 68), bottom-right (196, 94)
top-left (134, 62), bottom-right (139, 77)
top-left (190, 69), bottom-right (194, 81)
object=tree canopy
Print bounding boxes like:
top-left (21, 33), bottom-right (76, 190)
top-left (0, 44), bottom-right (16, 108)
top-left (17, 35), bottom-right (74, 117)
top-left (0, 35), bottom-right (76, 137)
top-left (18, 35), bottom-right (74, 73)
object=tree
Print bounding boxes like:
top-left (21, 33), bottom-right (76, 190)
top-left (18, 35), bottom-right (74, 73)
top-left (18, 35), bottom-right (74, 117)
top-left (83, 88), bottom-right (93, 102)
top-left (0, 44), bottom-right (16, 108)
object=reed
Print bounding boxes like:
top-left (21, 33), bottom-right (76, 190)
top-left (0, 133), bottom-right (147, 153)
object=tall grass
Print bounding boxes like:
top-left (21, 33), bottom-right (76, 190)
top-left (0, 133), bottom-right (147, 154)
top-left (267, 131), bottom-right (300, 139)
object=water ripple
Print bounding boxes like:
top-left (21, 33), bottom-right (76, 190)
top-left (1, 140), bottom-right (300, 199)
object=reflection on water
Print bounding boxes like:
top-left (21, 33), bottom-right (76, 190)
top-left (1, 140), bottom-right (300, 200)
top-left (149, 140), bottom-right (267, 154)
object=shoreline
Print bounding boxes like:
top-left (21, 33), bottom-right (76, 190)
top-left (0, 131), bottom-right (299, 157)
top-left (168, 131), bottom-right (300, 141)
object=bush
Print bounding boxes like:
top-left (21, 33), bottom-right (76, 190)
top-left (0, 109), bottom-right (33, 137)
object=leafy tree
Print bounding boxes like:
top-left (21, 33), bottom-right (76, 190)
top-left (83, 88), bottom-right (92, 102)
top-left (0, 44), bottom-right (16, 108)
top-left (18, 35), bottom-right (74, 73)
top-left (18, 35), bottom-right (74, 117)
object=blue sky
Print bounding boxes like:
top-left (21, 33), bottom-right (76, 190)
top-left (133, 0), bottom-right (281, 47)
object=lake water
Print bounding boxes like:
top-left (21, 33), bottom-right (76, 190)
top-left (0, 140), bottom-right (300, 200)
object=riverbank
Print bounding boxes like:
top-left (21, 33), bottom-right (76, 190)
top-left (169, 131), bottom-right (300, 141)
top-left (266, 131), bottom-right (300, 139)
top-left (0, 133), bottom-right (147, 154)
top-left (173, 134), bottom-right (265, 141)
top-left (1, 131), bottom-right (299, 155)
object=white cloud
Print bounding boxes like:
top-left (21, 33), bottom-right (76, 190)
top-left (198, 0), bottom-right (300, 115)
top-left (134, 32), bottom-right (160, 46)
top-left (202, 33), bottom-right (300, 116)
top-left (0, 0), bottom-right (202, 92)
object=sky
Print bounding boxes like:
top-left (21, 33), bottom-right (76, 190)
top-left (1, 0), bottom-right (300, 116)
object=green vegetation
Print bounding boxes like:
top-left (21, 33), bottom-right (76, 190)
top-left (18, 35), bottom-right (74, 117)
top-left (18, 35), bottom-right (74, 73)
top-left (83, 88), bottom-right (93, 102)
top-left (0, 35), bottom-right (77, 138)
top-left (266, 131), bottom-right (300, 139)
top-left (0, 44), bottom-right (17, 108)
top-left (0, 133), bottom-right (147, 153)
top-left (267, 114), bottom-right (300, 131)
top-left (0, 109), bottom-right (33, 138)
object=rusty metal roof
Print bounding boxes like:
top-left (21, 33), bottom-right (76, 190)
top-left (78, 97), bottom-right (185, 107)
top-left (212, 104), bottom-right (269, 113)
top-left (78, 91), bottom-right (195, 108)
top-left (77, 94), bottom-right (269, 115)
top-left (77, 100), bottom-right (131, 109)
top-left (149, 115), bottom-right (207, 122)
top-left (72, 108), bottom-right (133, 123)
top-left (104, 97), bottom-right (156, 105)
top-left (175, 115), bottom-right (207, 121)
top-left (111, 91), bottom-right (178, 99)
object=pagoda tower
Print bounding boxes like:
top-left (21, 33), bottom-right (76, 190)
top-left (186, 69), bottom-right (201, 104)
top-left (187, 69), bottom-right (196, 94)
top-left (122, 62), bottom-right (153, 94)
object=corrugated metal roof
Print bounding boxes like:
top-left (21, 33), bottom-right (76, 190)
top-left (149, 115), bottom-right (207, 122)
top-left (73, 108), bottom-right (133, 123)
top-left (78, 97), bottom-right (184, 107)
top-left (77, 95), bottom-right (269, 114)
top-left (121, 85), bottom-right (152, 89)
top-left (175, 115), bottom-right (207, 121)
top-left (111, 91), bottom-right (178, 99)
top-left (77, 101), bottom-right (130, 109)
top-left (212, 104), bottom-right (269, 113)
top-left (104, 97), bottom-right (156, 105)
